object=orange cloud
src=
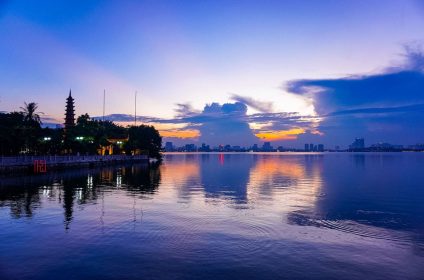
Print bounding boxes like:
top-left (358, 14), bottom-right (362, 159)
top-left (255, 128), bottom-right (305, 141)
top-left (160, 129), bottom-right (200, 139)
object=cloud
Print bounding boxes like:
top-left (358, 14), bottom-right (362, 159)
top-left (286, 47), bottom-right (424, 115)
top-left (96, 102), bottom-right (306, 146)
top-left (230, 94), bottom-right (273, 113)
top-left (287, 71), bottom-right (424, 115)
top-left (40, 115), bottom-right (64, 128)
top-left (92, 114), bottom-right (159, 123)
top-left (256, 128), bottom-right (306, 141)
top-left (140, 101), bottom-right (311, 145)
top-left (402, 44), bottom-right (424, 71)
top-left (284, 46), bottom-right (424, 146)
top-left (159, 129), bottom-right (200, 139)
top-left (95, 44), bottom-right (424, 148)
top-left (174, 103), bottom-right (200, 118)
top-left (197, 102), bottom-right (258, 146)
top-left (326, 103), bottom-right (424, 117)
top-left (41, 115), bottom-right (61, 122)
top-left (165, 102), bottom-right (312, 145)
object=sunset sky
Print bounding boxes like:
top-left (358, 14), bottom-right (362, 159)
top-left (1, 0), bottom-right (424, 147)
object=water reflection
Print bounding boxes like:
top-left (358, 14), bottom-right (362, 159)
top-left (0, 164), bottom-right (160, 230)
top-left (0, 153), bottom-right (423, 279)
top-left (200, 154), bottom-right (255, 203)
top-left (1, 154), bottom-right (423, 237)
top-left (287, 153), bottom-right (424, 245)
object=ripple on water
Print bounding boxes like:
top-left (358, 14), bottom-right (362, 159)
top-left (287, 211), bottom-right (421, 245)
top-left (220, 217), bottom-right (282, 259)
top-left (139, 211), bottom-right (284, 262)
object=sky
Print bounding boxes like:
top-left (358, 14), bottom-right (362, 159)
top-left (0, 0), bottom-right (424, 148)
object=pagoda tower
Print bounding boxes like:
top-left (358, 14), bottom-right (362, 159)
top-left (64, 90), bottom-right (75, 129)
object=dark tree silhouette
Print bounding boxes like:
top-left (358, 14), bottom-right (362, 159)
top-left (20, 102), bottom-right (42, 125)
top-left (125, 125), bottom-right (162, 160)
top-left (0, 109), bottom-right (162, 158)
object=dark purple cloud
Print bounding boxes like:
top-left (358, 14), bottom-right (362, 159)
top-left (230, 94), bottom-right (273, 113)
top-left (92, 114), bottom-right (159, 123)
top-left (287, 47), bottom-right (424, 114)
top-left (287, 71), bottom-right (424, 115)
top-left (284, 46), bottom-right (424, 147)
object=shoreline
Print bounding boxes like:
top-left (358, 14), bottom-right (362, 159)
top-left (162, 151), bottom-right (422, 154)
top-left (0, 155), bottom-right (149, 174)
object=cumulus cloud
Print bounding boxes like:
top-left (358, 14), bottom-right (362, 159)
top-left (196, 102), bottom-right (258, 146)
top-left (166, 102), bottom-right (313, 145)
top-left (95, 102), bottom-right (309, 146)
top-left (230, 94), bottom-right (273, 113)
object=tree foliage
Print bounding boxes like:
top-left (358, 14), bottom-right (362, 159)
top-left (20, 102), bottom-right (42, 125)
top-left (0, 105), bottom-right (162, 158)
top-left (125, 125), bottom-right (162, 160)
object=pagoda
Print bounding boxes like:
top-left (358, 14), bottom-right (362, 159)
top-left (64, 90), bottom-right (75, 129)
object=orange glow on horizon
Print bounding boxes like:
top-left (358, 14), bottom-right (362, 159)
top-left (255, 128), bottom-right (305, 141)
top-left (160, 129), bottom-right (200, 139)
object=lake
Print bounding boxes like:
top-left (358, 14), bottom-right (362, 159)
top-left (0, 153), bottom-right (423, 279)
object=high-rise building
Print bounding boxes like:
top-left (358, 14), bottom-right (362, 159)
top-left (232, 146), bottom-right (241, 151)
top-left (350, 138), bottom-right (365, 150)
top-left (318, 144), bottom-right (324, 152)
top-left (199, 143), bottom-right (210, 152)
top-left (64, 90), bottom-right (75, 129)
top-left (185, 144), bottom-right (197, 152)
top-left (305, 144), bottom-right (310, 151)
top-left (262, 142), bottom-right (273, 151)
top-left (165, 142), bottom-right (174, 152)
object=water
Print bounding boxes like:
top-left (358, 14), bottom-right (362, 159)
top-left (0, 153), bottom-right (423, 280)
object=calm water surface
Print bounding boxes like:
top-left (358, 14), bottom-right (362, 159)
top-left (0, 153), bottom-right (423, 279)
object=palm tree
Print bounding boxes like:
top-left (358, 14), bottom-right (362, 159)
top-left (20, 102), bottom-right (42, 124)
top-left (19, 102), bottom-right (43, 154)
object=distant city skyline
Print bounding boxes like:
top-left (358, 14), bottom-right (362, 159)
top-left (1, 1), bottom-right (424, 148)
top-left (163, 139), bottom-right (424, 152)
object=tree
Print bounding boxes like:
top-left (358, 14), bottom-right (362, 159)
top-left (76, 113), bottom-right (90, 126)
top-left (18, 102), bottom-right (44, 154)
top-left (20, 102), bottom-right (42, 125)
top-left (0, 112), bottom-right (25, 155)
top-left (125, 125), bottom-right (162, 160)
top-left (37, 127), bottom-right (64, 155)
top-left (65, 114), bottom-right (128, 155)
top-left (0, 107), bottom-right (162, 158)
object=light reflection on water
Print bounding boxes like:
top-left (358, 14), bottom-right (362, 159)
top-left (0, 153), bottom-right (423, 280)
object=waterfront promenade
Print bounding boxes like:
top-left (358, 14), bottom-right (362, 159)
top-left (0, 155), bottom-right (148, 173)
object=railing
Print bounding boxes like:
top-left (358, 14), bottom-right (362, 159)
top-left (0, 155), bottom-right (148, 167)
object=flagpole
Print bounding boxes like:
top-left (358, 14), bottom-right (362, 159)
top-left (103, 89), bottom-right (106, 121)
top-left (135, 91), bottom-right (137, 126)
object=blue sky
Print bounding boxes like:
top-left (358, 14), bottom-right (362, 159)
top-left (0, 0), bottom-right (424, 147)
